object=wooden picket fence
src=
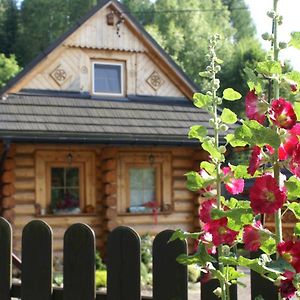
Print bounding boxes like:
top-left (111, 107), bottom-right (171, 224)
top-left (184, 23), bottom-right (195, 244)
top-left (0, 217), bottom-right (278, 300)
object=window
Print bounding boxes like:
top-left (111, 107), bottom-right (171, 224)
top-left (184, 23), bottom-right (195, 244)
top-left (92, 62), bottom-right (124, 96)
top-left (118, 152), bottom-right (172, 214)
top-left (35, 151), bottom-right (96, 215)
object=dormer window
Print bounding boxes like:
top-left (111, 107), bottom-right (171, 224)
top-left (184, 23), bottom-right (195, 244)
top-left (92, 62), bottom-right (124, 96)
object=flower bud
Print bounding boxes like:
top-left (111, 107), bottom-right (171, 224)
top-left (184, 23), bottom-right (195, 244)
top-left (219, 146), bottom-right (226, 154)
top-left (279, 42), bottom-right (288, 49)
top-left (215, 65), bottom-right (221, 72)
top-left (206, 91), bottom-right (213, 96)
top-left (267, 10), bottom-right (276, 18)
top-left (278, 15), bottom-right (283, 25)
top-left (219, 124), bottom-right (229, 132)
top-left (209, 119), bottom-right (215, 127)
top-left (261, 32), bottom-right (271, 41)
top-left (213, 288), bottom-right (222, 298)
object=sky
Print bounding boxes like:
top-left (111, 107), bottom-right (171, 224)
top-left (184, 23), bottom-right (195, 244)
top-left (245, 0), bottom-right (300, 71)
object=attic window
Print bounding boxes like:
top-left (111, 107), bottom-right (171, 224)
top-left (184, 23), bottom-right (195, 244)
top-left (92, 62), bottom-right (124, 96)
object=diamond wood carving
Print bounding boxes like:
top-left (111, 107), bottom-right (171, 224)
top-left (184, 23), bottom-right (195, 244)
top-left (50, 65), bottom-right (69, 86)
top-left (146, 71), bottom-right (164, 91)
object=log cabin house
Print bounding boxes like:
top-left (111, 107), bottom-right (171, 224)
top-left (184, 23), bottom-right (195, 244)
top-left (0, 0), bottom-right (216, 256)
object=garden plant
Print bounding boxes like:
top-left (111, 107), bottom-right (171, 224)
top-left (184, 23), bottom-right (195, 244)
top-left (171, 0), bottom-right (300, 299)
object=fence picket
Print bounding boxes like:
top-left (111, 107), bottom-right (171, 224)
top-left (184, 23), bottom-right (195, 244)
top-left (63, 223), bottom-right (95, 300)
top-left (107, 226), bottom-right (141, 300)
top-left (250, 251), bottom-right (277, 300)
top-left (0, 217), bottom-right (12, 300)
top-left (153, 230), bottom-right (188, 300)
top-left (21, 220), bottom-right (52, 300)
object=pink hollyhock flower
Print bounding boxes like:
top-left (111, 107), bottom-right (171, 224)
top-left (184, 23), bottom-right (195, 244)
top-left (269, 98), bottom-right (297, 130)
top-left (278, 240), bottom-right (300, 273)
top-left (203, 217), bottom-right (238, 246)
top-left (245, 90), bottom-right (267, 124)
top-left (199, 199), bottom-right (217, 223)
top-left (222, 166), bottom-right (244, 195)
top-left (279, 271), bottom-right (297, 299)
top-left (198, 169), bottom-right (216, 197)
top-left (243, 222), bottom-right (263, 252)
top-left (199, 232), bottom-right (217, 255)
top-left (249, 175), bottom-right (287, 214)
top-left (290, 144), bottom-right (300, 178)
top-left (278, 124), bottom-right (300, 160)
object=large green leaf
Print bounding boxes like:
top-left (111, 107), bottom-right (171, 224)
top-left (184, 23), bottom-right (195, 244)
top-left (193, 93), bottom-right (212, 108)
top-left (202, 140), bottom-right (223, 161)
top-left (169, 229), bottom-right (201, 242)
top-left (289, 32), bottom-right (300, 50)
top-left (288, 202), bottom-right (300, 219)
top-left (285, 176), bottom-right (300, 200)
top-left (185, 171), bottom-right (205, 191)
top-left (256, 60), bottom-right (282, 77)
top-left (225, 134), bottom-right (248, 147)
top-left (260, 237), bottom-right (276, 256)
top-left (220, 108), bottom-right (237, 124)
top-left (294, 102), bottom-right (300, 121)
top-left (294, 223), bottom-right (300, 237)
top-left (200, 161), bottom-right (216, 175)
top-left (231, 164), bottom-right (259, 179)
top-left (234, 120), bottom-right (280, 148)
top-left (188, 125), bottom-right (208, 142)
top-left (223, 88), bottom-right (242, 101)
top-left (244, 66), bottom-right (263, 94)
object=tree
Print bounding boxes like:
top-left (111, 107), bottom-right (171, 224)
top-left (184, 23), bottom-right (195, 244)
top-left (121, 0), bottom-right (154, 25)
top-left (0, 0), bottom-right (18, 56)
top-left (0, 53), bottom-right (20, 88)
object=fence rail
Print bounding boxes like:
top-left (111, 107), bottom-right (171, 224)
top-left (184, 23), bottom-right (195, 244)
top-left (0, 217), bottom-right (277, 300)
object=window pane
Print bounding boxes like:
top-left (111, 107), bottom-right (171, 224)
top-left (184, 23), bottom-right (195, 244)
top-left (143, 168), bottom-right (156, 187)
top-left (51, 188), bottom-right (64, 209)
top-left (94, 64), bottom-right (121, 94)
top-left (66, 168), bottom-right (79, 187)
top-left (129, 168), bottom-right (142, 189)
top-left (65, 189), bottom-right (80, 208)
top-left (144, 189), bottom-right (156, 202)
top-left (51, 168), bottom-right (64, 187)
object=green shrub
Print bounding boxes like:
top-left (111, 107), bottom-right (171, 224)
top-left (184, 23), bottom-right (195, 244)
top-left (95, 251), bottom-right (106, 271)
top-left (95, 270), bottom-right (107, 288)
top-left (188, 264), bottom-right (201, 283)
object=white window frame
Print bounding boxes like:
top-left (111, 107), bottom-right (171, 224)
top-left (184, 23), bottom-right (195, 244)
top-left (92, 61), bottom-right (124, 96)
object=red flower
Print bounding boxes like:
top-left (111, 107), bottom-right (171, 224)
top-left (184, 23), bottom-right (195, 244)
top-left (222, 166), bottom-right (244, 195)
top-left (279, 271), bottom-right (297, 299)
top-left (269, 98), bottom-right (297, 130)
top-left (203, 217), bottom-right (238, 246)
top-left (277, 240), bottom-right (300, 273)
top-left (290, 144), bottom-right (300, 178)
top-left (249, 175), bottom-right (287, 214)
top-left (248, 146), bottom-right (263, 176)
top-left (243, 222), bottom-right (262, 252)
top-left (278, 124), bottom-right (300, 160)
top-left (199, 199), bottom-right (217, 223)
top-left (245, 90), bottom-right (267, 124)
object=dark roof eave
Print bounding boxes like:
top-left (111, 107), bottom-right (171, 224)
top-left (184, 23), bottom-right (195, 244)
top-left (0, 132), bottom-right (200, 146)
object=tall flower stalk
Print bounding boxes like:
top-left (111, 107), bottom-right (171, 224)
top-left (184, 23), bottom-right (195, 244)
top-left (171, 0), bottom-right (300, 299)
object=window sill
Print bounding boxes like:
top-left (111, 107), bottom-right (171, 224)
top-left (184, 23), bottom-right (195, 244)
top-left (35, 213), bottom-right (98, 218)
top-left (118, 211), bottom-right (173, 217)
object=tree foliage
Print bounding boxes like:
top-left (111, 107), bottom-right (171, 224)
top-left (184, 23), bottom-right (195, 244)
top-left (0, 53), bottom-right (20, 88)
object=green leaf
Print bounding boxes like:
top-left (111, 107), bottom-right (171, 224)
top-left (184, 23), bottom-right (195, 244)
top-left (193, 93), bottom-right (212, 108)
top-left (202, 140), bottom-right (223, 161)
top-left (256, 60), bottom-right (282, 77)
top-left (260, 237), bottom-right (276, 256)
top-left (169, 229), bottom-right (201, 242)
top-left (289, 32), bottom-right (300, 50)
top-left (294, 223), bottom-right (300, 237)
top-left (200, 161), bottom-right (215, 175)
top-left (232, 164), bottom-right (253, 179)
top-left (267, 257), bottom-right (295, 273)
top-left (285, 176), bottom-right (300, 201)
top-left (284, 71), bottom-right (300, 93)
top-left (288, 202), bottom-right (300, 219)
top-left (244, 66), bottom-right (263, 94)
top-left (294, 102), bottom-right (300, 121)
top-left (220, 108), bottom-right (237, 124)
top-left (215, 57), bottom-right (224, 64)
top-left (199, 71), bottom-right (210, 78)
top-left (224, 266), bottom-right (245, 282)
top-left (188, 125), bottom-right (208, 142)
top-left (225, 134), bottom-right (247, 147)
top-left (223, 88), bottom-right (242, 101)
top-left (185, 171), bottom-right (205, 192)
top-left (234, 120), bottom-right (281, 148)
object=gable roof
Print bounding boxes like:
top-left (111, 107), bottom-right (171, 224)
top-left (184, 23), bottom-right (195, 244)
top-left (0, 0), bottom-right (198, 97)
top-left (0, 92), bottom-right (215, 145)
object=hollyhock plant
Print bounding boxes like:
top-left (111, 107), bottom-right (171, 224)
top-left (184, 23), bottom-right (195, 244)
top-left (278, 124), bottom-right (300, 160)
top-left (269, 98), bottom-right (297, 130)
top-left (243, 222), bottom-right (266, 252)
top-left (203, 217), bottom-right (239, 246)
top-left (199, 199), bottom-right (217, 223)
top-left (249, 175), bottom-right (286, 214)
top-left (248, 145), bottom-right (274, 175)
top-left (222, 166), bottom-right (244, 195)
top-left (277, 240), bottom-right (300, 273)
top-left (279, 271), bottom-right (297, 299)
top-left (245, 90), bottom-right (267, 124)
top-left (289, 143), bottom-right (300, 178)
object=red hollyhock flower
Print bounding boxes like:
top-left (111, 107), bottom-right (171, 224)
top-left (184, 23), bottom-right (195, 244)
top-left (278, 124), bottom-right (300, 160)
top-left (269, 98), bottom-right (297, 130)
top-left (245, 90), bottom-right (266, 124)
top-left (290, 144), bottom-right (300, 178)
top-left (222, 166), bottom-right (244, 195)
top-left (248, 145), bottom-right (274, 175)
top-left (279, 271), bottom-right (297, 299)
top-left (203, 217), bottom-right (238, 246)
top-left (199, 199), bottom-right (217, 223)
top-left (249, 175), bottom-right (287, 214)
top-left (277, 240), bottom-right (300, 273)
top-left (243, 222), bottom-right (263, 252)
